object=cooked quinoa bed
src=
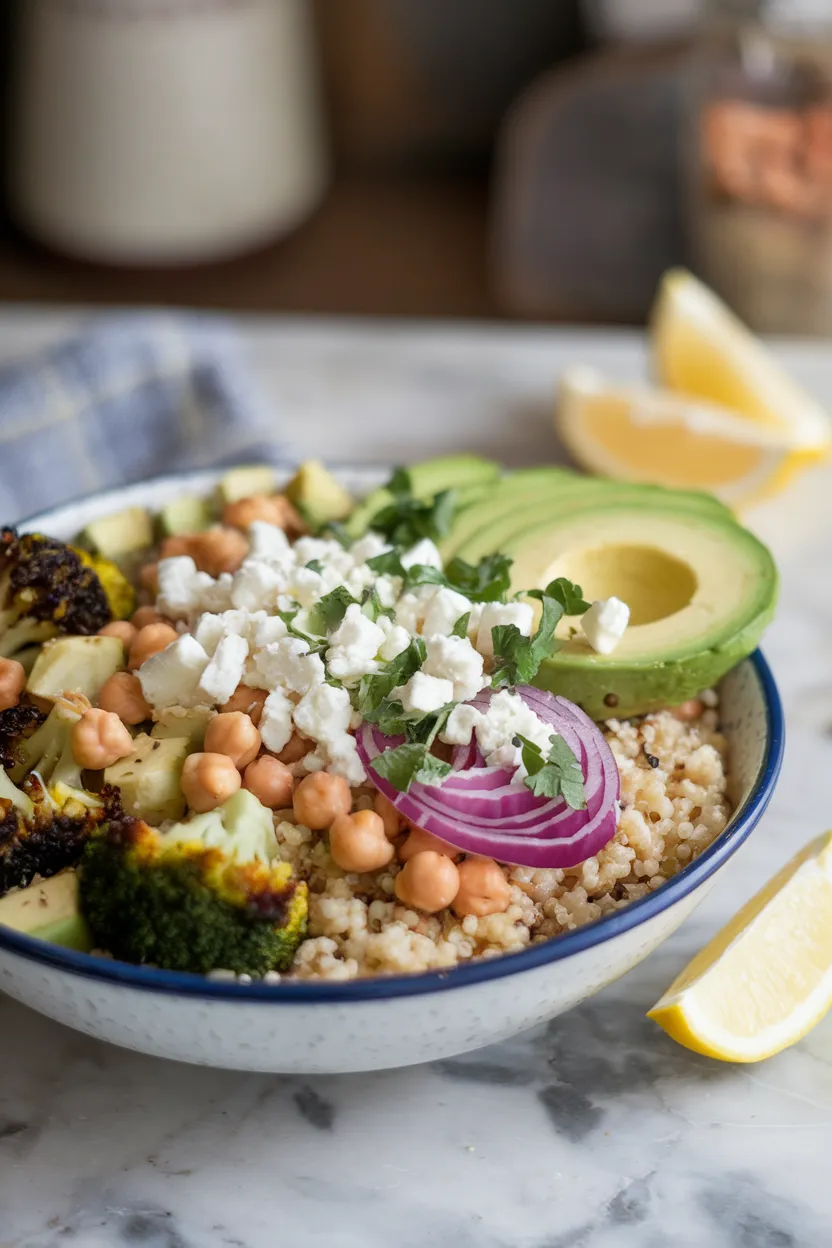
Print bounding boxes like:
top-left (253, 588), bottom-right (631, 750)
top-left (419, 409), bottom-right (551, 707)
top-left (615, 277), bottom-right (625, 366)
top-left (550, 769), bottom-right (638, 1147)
top-left (270, 694), bottom-right (729, 981)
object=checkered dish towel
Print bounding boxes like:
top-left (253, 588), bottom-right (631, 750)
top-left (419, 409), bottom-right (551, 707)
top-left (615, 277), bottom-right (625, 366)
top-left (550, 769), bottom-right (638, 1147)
top-left (0, 315), bottom-right (289, 523)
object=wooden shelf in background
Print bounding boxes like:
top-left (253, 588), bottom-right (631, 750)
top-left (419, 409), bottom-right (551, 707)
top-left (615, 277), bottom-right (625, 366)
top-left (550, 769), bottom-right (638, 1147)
top-left (0, 173), bottom-right (494, 318)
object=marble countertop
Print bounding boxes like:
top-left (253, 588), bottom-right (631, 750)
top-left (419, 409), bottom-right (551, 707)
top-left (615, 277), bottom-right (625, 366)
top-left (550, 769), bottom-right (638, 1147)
top-left (1, 311), bottom-right (831, 1248)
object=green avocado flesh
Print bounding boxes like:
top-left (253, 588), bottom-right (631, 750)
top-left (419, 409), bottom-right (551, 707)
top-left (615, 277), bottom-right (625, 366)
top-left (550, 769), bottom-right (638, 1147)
top-left (0, 871), bottom-right (91, 951)
top-left (440, 469), bottom-right (776, 720)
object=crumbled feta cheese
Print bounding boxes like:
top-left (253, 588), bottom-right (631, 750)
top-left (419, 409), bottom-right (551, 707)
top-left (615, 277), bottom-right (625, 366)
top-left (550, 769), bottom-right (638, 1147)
top-left (197, 574), bottom-right (234, 614)
top-left (194, 609), bottom-right (251, 655)
top-left (293, 537), bottom-right (353, 572)
top-left (422, 587), bottom-right (472, 639)
top-left (423, 634), bottom-right (486, 702)
top-left (293, 683), bottom-right (353, 743)
top-left (325, 603), bottom-right (385, 682)
top-left (292, 565), bottom-right (342, 607)
top-left (248, 521), bottom-right (291, 560)
top-left (198, 633), bottom-right (249, 703)
top-left (326, 735), bottom-right (366, 785)
top-left (259, 688), bottom-right (295, 752)
top-left (581, 597), bottom-right (630, 655)
top-left (440, 702), bottom-right (482, 746)
top-left (400, 538), bottom-right (443, 570)
top-left (156, 557), bottom-right (215, 619)
top-left (344, 563), bottom-right (376, 599)
top-left (254, 636), bottom-right (326, 695)
top-left (377, 615), bottom-right (411, 661)
top-left (475, 602), bottom-right (535, 659)
top-left (473, 689), bottom-right (552, 769)
top-left (247, 613), bottom-right (288, 649)
top-left (394, 671), bottom-right (454, 715)
top-left (349, 533), bottom-right (390, 564)
top-left (138, 635), bottom-right (210, 708)
top-left (374, 574), bottom-right (402, 608)
top-left (230, 559), bottom-right (285, 612)
top-left (394, 587), bottom-right (436, 634)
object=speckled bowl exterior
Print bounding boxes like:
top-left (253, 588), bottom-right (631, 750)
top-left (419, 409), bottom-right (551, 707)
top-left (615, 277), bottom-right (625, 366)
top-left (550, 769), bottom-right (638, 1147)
top-left (0, 471), bottom-right (785, 1073)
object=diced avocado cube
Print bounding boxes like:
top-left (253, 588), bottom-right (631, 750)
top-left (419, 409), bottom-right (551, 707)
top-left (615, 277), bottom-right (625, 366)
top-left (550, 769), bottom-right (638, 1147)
top-left (27, 635), bottom-right (125, 703)
top-left (0, 871), bottom-right (92, 951)
top-left (217, 466), bottom-right (276, 505)
top-left (285, 460), bottom-right (354, 529)
top-left (151, 706), bottom-right (212, 748)
top-left (159, 496), bottom-right (212, 536)
top-left (81, 507), bottom-right (154, 558)
top-left (104, 733), bottom-right (191, 824)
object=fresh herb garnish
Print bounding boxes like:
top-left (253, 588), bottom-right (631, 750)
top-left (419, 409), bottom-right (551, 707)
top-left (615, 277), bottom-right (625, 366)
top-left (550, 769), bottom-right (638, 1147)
top-left (369, 481), bottom-right (458, 548)
top-left (371, 742), bottom-right (452, 791)
top-left (491, 577), bottom-right (587, 687)
top-left (317, 521), bottom-right (351, 547)
top-left (357, 637), bottom-right (426, 721)
top-left (360, 585), bottom-right (393, 622)
top-left (451, 611), bottom-right (471, 638)
top-left (305, 559), bottom-right (324, 573)
top-left (445, 553), bottom-right (513, 602)
top-left (366, 550), bottom-right (406, 577)
top-left (514, 734), bottom-right (587, 809)
top-left (524, 577), bottom-right (591, 615)
top-left (311, 586), bottom-right (358, 633)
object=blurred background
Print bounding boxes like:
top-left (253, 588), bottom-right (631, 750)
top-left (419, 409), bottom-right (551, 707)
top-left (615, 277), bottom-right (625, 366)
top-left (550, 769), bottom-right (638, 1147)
top-left (0, 0), bottom-right (829, 332)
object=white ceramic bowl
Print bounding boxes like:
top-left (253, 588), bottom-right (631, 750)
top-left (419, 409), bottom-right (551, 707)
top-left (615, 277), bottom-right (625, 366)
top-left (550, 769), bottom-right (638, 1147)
top-left (0, 470), bottom-right (784, 1073)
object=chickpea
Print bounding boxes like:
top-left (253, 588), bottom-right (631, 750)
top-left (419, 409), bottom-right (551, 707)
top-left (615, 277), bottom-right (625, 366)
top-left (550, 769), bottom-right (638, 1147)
top-left (277, 731), bottom-right (312, 765)
top-left (98, 620), bottom-right (137, 649)
top-left (204, 712), bottom-right (261, 769)
top-left (131, 606), bottom-right (165, 630)
top-left (159, 534), bottom-right (194, 559)
top-left (0, 658), bottom-right (26, 712)
top-left (222, 494), bottom-right (306, 535)
top-left (329, 810), bottom-right (394, 874)
top-left (374, 791), bottom-right (405, 840)
top-left (97, 671), bottom-right (151, 725)
top-left (395, 851), bottom-right (460, 914)
top-left (71, 708), bottom-right (134, 771)
top-left (139, 562), bottom-right (159, 595)
top-left (181, 752), bottom-right (241, 813)
top-left (189, 527), bottom-right (249, 577)
top-left (293, 771), bottom-right (351, 830)
top-left (452, 857), bottom-right (512, 918)
top-left (398, 826), bottom-right (461, 862)
top-left (221, 684), bottom-right (267, 726)
top-left (128, 622), bottom-right (179, 670)
top-left (243, 755), bottom-right (295, 809)
top-left (673, 698), bottom-right (704, 722)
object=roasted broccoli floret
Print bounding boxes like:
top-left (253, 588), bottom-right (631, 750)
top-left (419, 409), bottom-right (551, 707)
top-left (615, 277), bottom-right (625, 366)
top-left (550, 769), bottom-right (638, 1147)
top-left (79, 789), bottom-right (308, 976)
top-left (6, 694), bottom-right (103, 812)
top-left (0, 528), bottom-right (133, 659)
top-left (0, 766), bottom-right (107, 896)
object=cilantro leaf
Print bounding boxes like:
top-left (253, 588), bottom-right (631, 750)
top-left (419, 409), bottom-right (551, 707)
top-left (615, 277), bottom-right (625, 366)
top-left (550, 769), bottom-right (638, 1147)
top-left (515, 733), bottom-right (586, 809)
top-left (317, 521), bottom-right (350, 547)
top-left (445, 553), bottom-right (513, 602)
top-left (388, 467), bottom-right (412, 498)
top-left (366, 550), bottom-right (406, 577)
top-left (312, 586), bottom-right (357, 633)
top-left (451, 611), bottom-right (470, 638)
top-left (491, 594), bottom-right (565, 687)
top-left (357, 637), bottom-right (426, 720)
top-left (371, 742), bottom-right (451, 792)
top-left (402, 563), bottom-right (447, 592)
top-left (360, 585), bottom-right (393, 622)
top-left (305, 559), bottom-right (324, 573)
top-left (524, 577), bottom-right (590, 615)
top-left (369, 488), bottom-right (458, 548)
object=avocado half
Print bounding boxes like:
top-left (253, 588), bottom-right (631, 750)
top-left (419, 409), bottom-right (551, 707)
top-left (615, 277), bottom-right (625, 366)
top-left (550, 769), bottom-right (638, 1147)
top-left (449, 477), bottom-right (777, 720)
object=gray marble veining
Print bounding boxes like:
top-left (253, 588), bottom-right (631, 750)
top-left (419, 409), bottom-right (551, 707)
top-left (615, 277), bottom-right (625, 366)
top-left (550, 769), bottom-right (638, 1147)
top-left (1, 313), bottom-right (831, 1246)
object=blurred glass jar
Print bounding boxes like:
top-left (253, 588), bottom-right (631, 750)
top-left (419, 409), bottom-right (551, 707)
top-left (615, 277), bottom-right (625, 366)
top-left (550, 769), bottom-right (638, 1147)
top-left (9, 0), bottom-right (328, 266)
top-left (686, 0), bottom-right (832, 333)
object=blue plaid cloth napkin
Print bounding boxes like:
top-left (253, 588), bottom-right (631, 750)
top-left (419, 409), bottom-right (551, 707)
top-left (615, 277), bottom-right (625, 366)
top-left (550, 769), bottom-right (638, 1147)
top-left (0, 315), bottom-right (289, 523)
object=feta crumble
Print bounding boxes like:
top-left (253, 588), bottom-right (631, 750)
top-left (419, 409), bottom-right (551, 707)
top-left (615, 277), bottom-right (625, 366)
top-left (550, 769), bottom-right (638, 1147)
top-left (581, 596), bottom-right (630, 655)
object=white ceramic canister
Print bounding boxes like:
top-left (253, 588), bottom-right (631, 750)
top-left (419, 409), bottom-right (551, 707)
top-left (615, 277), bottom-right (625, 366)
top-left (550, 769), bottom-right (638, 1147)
top-left (9, 0), bottom-right (329, 265)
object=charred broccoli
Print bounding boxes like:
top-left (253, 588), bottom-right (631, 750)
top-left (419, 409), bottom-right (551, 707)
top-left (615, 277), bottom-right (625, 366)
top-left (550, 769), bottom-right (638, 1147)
top-left (0, 697), bottom-right (108, 895)
top-left (0, 528), bottom-right (134, 659)
top-left (79, 789), bottom-right (308, 976)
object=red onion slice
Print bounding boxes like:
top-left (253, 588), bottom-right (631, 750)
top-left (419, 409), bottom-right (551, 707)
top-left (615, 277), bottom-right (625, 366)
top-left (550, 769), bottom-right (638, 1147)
top-left (356, 685), bottom-right (620, 869)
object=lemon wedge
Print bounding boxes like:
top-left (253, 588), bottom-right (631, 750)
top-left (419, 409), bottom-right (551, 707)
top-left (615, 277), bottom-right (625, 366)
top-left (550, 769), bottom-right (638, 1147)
top-left (651, 268), bottom-right (831, 455)
top-left (648, 832), bottom-right (832, 1063)
top-left (557, 367), bottom-right (800, 506)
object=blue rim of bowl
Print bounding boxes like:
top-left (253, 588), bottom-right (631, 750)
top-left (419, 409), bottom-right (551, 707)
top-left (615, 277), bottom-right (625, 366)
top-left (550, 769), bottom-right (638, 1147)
top-left (0, 651), bottom-right (784, 1002)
